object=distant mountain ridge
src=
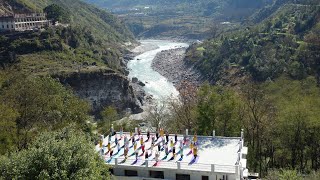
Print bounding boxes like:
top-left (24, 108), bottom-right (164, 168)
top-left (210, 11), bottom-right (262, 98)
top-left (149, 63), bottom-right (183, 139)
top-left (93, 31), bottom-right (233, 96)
top-left (84, 0), bottom-right (277, 39)
top-left (249, 0), bottom-right (320, 24)
top-left (86, 0), bottom-right (273, 21)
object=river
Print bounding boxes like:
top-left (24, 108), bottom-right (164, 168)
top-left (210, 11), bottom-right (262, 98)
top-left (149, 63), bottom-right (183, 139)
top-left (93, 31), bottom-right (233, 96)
top-left (128, 40), bottom-right (189, 102)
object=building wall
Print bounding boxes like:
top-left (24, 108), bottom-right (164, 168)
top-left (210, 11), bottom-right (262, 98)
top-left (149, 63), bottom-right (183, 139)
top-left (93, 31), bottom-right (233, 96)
top-left (112, 167), bottom-right (239, 180)
top-left (0, 14), bottom-right (50, 32)
top-left (0, 18), bottom-right (15, 31)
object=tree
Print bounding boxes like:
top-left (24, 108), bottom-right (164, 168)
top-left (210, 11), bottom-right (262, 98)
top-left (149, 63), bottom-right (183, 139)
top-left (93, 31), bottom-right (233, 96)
top-left (0, 126), bottom-right (110, 179)
top-left (168, 81), bottom-right (198, 134)
top-left (241, 82), bottom-right (276, 175)
top-left (44, 4), bottom-right (71, 23)
top-left (0, 75), bottom-right (90, 150)
top-left (98, 106), bottom-right (118, 134)
top-left (265, 77), bottom-right (320, 171)
top-left (196, 84), bottom-right (242, 136)
top-left (265, 169), bottom-right (302, 180)
top-left (145, 101), bottom-right (170, 132)
top-left (0, 104), bottom-right (18, 154)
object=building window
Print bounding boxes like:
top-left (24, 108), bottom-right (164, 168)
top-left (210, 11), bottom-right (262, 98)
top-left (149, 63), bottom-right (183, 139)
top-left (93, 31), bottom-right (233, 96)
top-left (220, 175), bottom-right (228, 180)
top-left (149, 171), bottom-right (164, 179)
top-left (176, 174), bottom-right (190, 180)
top-left (202, 176), bottom-right (209, 180)
top-left (124, 170), bottom-right (138, 177)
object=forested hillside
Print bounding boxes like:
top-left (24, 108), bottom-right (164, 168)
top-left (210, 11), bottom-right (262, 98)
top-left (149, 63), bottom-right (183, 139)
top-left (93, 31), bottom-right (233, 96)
top-left (87, 0), bottom-right (272, 20)
top-left (186, 3), bottom-right (320, 84)
top-left (1, 0), bottom-right (134, 43)
top-left (175, 2), bottom-right (320, 176)
top-left (0, 0), bottom-right (135, 74)
top-left (0, 1), bottom-right (135, 178)
top-left (249, 0), bottom-right (320, 23)
top-left (160, 78), bottom-right (320, 178)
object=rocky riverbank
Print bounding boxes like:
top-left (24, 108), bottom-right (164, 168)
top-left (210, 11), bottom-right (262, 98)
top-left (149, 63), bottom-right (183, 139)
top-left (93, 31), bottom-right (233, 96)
top-left (151, 47), bottom-right (202, 88)
top-left (130, 42), bottom-right (159, 56)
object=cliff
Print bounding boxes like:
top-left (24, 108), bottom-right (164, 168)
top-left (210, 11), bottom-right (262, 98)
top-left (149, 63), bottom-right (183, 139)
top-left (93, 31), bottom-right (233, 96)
top-left (57, 70), bottom-right (143, 116)
top-left (0, 0), bottom-right (142, 117)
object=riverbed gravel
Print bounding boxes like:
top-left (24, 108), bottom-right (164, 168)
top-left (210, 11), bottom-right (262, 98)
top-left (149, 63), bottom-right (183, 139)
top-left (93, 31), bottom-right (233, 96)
top-left (151, 47), bottom-right (202, 88)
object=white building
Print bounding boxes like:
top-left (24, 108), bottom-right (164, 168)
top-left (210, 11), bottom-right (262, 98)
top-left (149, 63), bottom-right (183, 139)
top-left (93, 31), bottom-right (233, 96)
top-left (0, 13), bottom-right (51, 32)
top-left (96, 129), bottom-right (249, 180)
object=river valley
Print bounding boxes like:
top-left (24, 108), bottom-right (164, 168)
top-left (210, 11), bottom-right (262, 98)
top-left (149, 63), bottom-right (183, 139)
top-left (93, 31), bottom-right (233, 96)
top-left (128, 40), bottom-right (189, 102)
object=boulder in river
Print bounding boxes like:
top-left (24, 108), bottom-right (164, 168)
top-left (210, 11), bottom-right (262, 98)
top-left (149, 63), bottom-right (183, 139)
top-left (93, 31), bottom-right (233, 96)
top-left (132, 77), bottom-right (138, 83)
top-left (138, 81), bottom-right (146, 87)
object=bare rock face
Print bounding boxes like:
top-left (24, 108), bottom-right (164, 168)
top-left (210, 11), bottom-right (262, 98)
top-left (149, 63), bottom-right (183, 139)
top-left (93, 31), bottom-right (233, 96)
top-left (58, 70), bottom-right (143, 116)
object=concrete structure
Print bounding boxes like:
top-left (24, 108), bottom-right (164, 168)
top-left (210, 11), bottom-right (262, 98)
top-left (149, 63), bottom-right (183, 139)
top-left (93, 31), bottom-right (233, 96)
top-left (96, 129), bottom-right (249, 180)
top-left (0, 13), bottom-right (51, 32)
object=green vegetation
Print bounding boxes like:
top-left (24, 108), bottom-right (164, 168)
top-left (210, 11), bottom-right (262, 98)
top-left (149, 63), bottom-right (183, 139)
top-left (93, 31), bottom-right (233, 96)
top-left (180, 3), bottom-right (320, 176)
top-left (3, 0), bottom-right (134, 43)
top-left (86, 0), bottom-right (270, 20)
top-left (160, 77), bottom-right (320, 176)
top-left (0, 73), bottom-right (110, 179)
top-left (0, 26), bottom-right (127, 74)
top-left (0, 0), bottom-right (135, 75)
top-left (0, 0), bottom-right (132, 179)
top-left (98, 106), bottom-right (119, 134)
top-left (186, 4), bottom-right (320, 82)
top-left (0, 73), bottom-right (91, 152)
top-left (0, 126), bottom-right (110, 179)
top-left (44, 4), bottom-right (71, 23)
top-left (0, 0), bottom-right (319, 179)
top-left (265, 169), bottom-right (320, 180)
top-left (85, 0), bottom-right (273, 38)
top-left (196, 84), bottom-right (241, 136)
top-left (0, 0), bottom-right (134, 156)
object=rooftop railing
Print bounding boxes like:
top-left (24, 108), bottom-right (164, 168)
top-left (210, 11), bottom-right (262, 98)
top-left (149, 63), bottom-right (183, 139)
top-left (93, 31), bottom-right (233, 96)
top-left (113, 157), bottom-right (240, 175)
top-left (13, 13), bottom-right (46, 18)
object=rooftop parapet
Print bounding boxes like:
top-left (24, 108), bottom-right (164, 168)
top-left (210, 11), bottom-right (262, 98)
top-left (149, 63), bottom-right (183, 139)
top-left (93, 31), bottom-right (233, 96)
top-left (13, 13), bottom-right (46, 18)
top-left (95, 128), bottom-right (248, 176)
top-left (0, 13), bottom-right (47, 19)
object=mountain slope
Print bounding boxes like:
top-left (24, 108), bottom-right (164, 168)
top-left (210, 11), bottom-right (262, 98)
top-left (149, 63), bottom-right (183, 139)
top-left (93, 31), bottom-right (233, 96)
top-left (0, 0), bottom-right (134, 72)
top-left (1, 0), bottom-right (134, 43)
top-left (85, 0), bottom-right (274, 39)
top-left (185, 2), bottom-right (320, 85)
top-left (0, 0), bottom-right (142, 115)
top-left (249, 0), bottom-right (320, 23)
top-left (86, 0), bottom-right (272, 20)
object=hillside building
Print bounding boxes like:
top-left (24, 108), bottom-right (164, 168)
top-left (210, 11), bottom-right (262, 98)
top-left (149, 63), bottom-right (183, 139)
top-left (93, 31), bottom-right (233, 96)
top-left (96, 128), bottom-right (249, 180)
top-left (0, 13), bottom-right (51, 32)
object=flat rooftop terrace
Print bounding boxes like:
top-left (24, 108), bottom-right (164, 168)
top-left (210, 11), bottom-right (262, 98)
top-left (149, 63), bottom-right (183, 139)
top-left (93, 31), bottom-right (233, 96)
top-left (96, 132), bottom-right (247, 174)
